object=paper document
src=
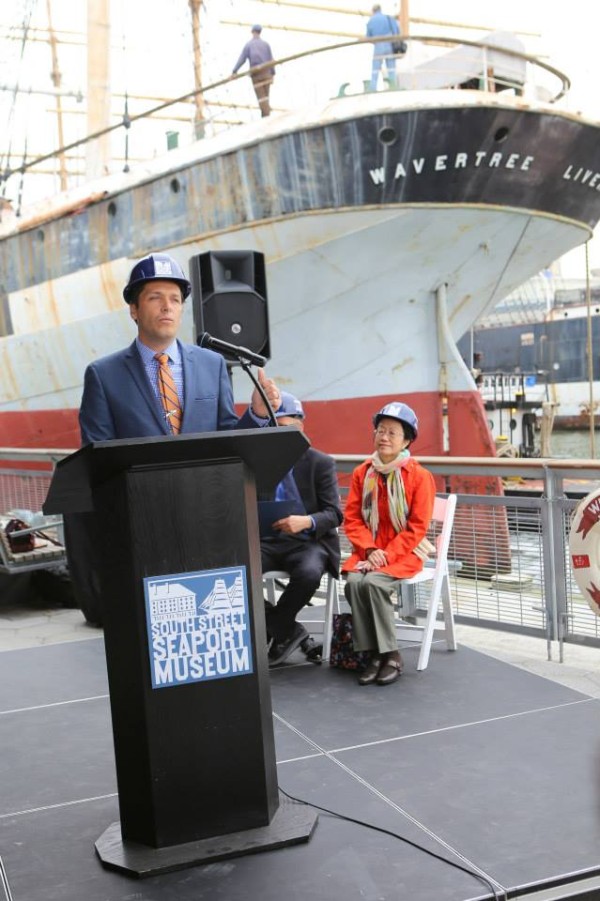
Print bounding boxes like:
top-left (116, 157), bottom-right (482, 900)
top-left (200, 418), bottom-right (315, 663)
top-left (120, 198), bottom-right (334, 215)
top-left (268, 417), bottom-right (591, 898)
top-left (258, 500), bottom-right (306, 538)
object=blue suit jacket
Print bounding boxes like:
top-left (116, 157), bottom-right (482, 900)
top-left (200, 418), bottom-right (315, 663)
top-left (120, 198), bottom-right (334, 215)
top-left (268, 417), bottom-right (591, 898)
top-left (79, 340), bottom-right (256, 445)
top-left (291, 447), bottom-right (342, 576)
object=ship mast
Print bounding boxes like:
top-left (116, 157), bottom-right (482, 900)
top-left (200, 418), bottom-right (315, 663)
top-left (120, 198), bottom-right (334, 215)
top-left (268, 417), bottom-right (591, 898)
top-left (45, 0), bottom-right (67, 190)
top-left (189, 0), bottom-right (205, 139)
top-left (400, 0), bottom-right (409, 37)
top-left (86, 0), bottom-right (110, 180)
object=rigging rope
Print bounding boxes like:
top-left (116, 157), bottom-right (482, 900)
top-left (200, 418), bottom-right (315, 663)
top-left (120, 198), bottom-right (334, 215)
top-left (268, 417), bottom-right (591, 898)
top-left (119, 0), bottom-right (130, 173)
top-left (0, 0), bottom-right (38, 197)
top-left (14, 93), bottom-right (30, 217)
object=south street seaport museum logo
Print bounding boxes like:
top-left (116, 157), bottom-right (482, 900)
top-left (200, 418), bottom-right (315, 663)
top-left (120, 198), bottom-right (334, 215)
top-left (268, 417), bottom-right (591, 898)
top-left (144, 566), bottom-right (252, 689)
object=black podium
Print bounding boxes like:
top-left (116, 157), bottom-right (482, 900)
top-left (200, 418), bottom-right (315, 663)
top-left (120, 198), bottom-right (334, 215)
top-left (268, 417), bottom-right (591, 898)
top-left (44, 428), bottom-right (318, 876)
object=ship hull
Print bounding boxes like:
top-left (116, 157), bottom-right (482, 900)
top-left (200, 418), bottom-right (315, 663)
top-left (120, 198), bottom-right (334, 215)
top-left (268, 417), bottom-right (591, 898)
top-left (1, 92), bottom-right (600, 456)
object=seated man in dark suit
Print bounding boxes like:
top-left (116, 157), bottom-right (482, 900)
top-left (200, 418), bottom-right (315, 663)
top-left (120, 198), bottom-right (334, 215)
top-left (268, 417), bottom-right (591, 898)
top-left (262, 392), bottom-right (342, 666)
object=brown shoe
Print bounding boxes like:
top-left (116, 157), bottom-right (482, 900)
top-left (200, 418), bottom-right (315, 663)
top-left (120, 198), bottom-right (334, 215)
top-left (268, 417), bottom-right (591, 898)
top-left (358, 657), bottom-right (381, 685)
top-left (376, 658), bottom-right (403, 685)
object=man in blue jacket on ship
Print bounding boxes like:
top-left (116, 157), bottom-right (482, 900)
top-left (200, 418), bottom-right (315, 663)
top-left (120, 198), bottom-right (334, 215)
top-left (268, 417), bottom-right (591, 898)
top-left (366, 4), bottom-right (401, 91)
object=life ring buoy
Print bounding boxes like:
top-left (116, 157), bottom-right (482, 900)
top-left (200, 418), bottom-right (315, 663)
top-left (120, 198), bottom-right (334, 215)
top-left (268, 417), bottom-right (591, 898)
top-left (568, 487), bottom-right (600, 616)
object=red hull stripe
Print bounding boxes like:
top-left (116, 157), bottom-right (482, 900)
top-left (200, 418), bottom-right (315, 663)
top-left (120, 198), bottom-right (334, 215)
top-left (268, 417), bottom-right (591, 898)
top-left (0, 389), bottom-right (495, 458)
top-left (0, 409), bottom-right (80, 450)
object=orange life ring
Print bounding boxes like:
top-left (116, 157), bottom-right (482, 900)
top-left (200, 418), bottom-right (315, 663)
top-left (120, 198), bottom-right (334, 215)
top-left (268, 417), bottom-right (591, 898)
top-left (569, 487), bottom-right (600, 617)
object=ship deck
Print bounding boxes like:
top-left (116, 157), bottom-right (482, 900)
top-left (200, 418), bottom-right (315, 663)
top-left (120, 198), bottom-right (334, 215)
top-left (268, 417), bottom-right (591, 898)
top-left (3, 615), bottom-right (600, 901)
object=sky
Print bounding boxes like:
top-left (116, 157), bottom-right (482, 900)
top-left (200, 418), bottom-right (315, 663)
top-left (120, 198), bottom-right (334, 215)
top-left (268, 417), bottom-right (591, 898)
top-left (0, 0), bottom-right (598, 278)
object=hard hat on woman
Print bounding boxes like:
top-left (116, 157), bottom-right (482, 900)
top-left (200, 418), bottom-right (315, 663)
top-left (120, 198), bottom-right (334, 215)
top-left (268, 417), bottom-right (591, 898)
top-left (373, 401), bottom-right (418, 440)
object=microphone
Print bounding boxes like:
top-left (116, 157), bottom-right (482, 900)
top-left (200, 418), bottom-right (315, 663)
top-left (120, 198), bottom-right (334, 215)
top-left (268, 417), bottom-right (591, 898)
top-left (197, 332), bottom-right (267, 367)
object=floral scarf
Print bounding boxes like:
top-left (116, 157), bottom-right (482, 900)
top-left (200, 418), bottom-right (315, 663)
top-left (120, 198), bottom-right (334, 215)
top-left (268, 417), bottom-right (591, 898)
top-left (360, 449), bottom-right (435, 561)
top-left (361, 449), bottom-right (411, 538)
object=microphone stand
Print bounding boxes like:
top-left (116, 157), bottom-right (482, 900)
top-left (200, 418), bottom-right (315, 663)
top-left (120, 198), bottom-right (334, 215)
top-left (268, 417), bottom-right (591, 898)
top-left (239, 358), bottom-right (278, 428)
top-left (196, 332), bottom-right (277, 427)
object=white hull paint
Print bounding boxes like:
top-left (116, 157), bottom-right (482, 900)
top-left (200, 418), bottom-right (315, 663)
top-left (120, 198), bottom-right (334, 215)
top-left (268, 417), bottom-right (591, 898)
top-left (1, 85), bottom-right (599, 456)
top-left (1, 207), bottom-right (590, 405)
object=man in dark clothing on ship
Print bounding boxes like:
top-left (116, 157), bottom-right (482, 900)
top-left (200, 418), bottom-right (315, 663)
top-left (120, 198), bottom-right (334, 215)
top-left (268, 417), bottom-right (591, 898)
top-left (232, 24), bottom-right (275, 117)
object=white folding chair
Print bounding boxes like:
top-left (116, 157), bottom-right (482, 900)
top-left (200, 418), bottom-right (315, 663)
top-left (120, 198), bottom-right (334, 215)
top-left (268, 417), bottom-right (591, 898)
top-left (394, 493), bottom-right (458, 670)
top-left (322, 493), bottom-right (458, 671)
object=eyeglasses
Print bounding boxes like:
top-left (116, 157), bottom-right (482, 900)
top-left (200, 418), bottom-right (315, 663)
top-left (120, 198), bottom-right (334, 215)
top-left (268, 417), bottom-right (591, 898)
top-left (374, 427), bottom-right (405, 439)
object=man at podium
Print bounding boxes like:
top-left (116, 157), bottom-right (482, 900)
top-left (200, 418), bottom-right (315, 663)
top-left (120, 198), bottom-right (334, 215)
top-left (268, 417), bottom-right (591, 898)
top-left (68, 252), bottom-right (281, 626)
top-left (79, 252), bottom-right (280, 443)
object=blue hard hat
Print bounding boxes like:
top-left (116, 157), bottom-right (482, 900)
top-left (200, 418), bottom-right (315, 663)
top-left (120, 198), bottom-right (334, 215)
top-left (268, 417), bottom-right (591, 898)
top-left (123, 253), bottom-right (192, 304)
top-left (275, 392), bottom-right (305, 419)
top-left (373, 402), bottom-right (418, 439)
top-left (251, 23), bottom-right (262, 32)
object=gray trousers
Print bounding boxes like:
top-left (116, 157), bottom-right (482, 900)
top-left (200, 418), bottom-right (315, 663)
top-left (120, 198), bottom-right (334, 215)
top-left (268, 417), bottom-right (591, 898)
top-left (344, 571), bottom-right (401, 654)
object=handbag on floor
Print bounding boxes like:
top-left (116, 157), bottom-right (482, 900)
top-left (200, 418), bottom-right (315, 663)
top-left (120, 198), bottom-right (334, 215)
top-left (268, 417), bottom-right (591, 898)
top-left (329, 613), bottom-right (370, 671)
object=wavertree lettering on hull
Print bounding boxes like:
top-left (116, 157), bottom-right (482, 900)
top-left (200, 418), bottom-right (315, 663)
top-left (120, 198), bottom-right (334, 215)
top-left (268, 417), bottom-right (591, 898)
top-left (371, 155), bottom-right (600, 194)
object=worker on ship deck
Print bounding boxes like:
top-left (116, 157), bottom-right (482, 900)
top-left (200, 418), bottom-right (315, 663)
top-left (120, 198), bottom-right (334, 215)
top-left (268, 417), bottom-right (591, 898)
top-left (232, 24), bottom-right (275, 117)
top-left (366, 4), bottom-right (401, 91)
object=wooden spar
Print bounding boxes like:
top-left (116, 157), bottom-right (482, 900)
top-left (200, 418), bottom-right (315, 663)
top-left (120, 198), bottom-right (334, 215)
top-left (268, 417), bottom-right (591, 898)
top-left (189, 0), bottom-right (205, 139)
top-left (400, 0), bottom-right (409, 37)
top-left (45, 0), bottom-right (67, 190)
top-left (86, 0), bottom-right (110, 180)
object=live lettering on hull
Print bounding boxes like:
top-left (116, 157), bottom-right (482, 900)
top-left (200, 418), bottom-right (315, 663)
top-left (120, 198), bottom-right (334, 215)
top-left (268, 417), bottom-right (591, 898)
top-left (144, 567), bottom-right (253, 689)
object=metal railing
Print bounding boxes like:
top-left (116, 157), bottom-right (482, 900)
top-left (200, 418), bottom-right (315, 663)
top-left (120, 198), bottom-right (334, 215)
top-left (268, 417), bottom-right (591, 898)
top-left (2, 448), bottom-right (599, 660)
top-left (0, 33), bottom-right (570, 206)
top-left (0, 448), bottom-right (70, 512)
top-left (0, 449), bottom-right (70, 574)
top-left (333, 454), bottom-right (600, 660)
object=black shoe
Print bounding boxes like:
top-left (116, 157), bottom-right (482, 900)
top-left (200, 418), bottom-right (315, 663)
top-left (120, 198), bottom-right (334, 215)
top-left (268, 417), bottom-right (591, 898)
top-left (300, 635), bottom-right (323, 664)
top-left (268, 624), bottom-right (309, 667)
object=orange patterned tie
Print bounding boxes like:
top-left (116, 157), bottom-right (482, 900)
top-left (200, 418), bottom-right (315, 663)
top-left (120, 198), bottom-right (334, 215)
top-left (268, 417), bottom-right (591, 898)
top-left (155, 353), bottom-right (182, 434)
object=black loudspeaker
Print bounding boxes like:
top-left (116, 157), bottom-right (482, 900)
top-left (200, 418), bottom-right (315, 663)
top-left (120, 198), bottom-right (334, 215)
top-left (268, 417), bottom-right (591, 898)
top-left (189, 250), bottom-right (270, 363)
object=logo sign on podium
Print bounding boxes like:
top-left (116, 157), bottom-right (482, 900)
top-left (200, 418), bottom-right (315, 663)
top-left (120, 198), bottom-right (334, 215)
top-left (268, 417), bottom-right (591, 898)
top-left (144, 566), bottom-right (253, 688)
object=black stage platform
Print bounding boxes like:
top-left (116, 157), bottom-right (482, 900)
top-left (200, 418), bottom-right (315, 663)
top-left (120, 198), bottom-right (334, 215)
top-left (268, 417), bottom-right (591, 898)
top-left (2, 633), bottom-right (600, 901)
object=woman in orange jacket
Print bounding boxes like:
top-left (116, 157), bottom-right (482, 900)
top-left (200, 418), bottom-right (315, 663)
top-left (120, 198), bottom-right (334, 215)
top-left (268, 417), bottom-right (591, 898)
top-left (342, 402), bottom-right (436, 686)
